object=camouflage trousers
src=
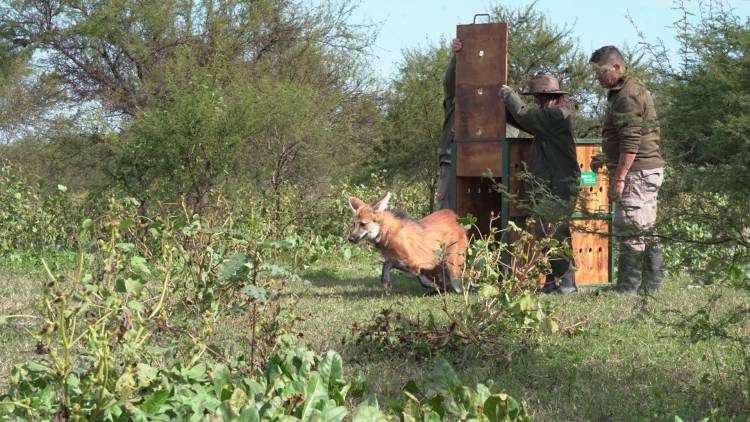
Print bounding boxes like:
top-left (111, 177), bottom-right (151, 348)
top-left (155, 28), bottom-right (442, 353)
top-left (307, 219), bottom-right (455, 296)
top-left (614, 167), bottom-right (664, 252)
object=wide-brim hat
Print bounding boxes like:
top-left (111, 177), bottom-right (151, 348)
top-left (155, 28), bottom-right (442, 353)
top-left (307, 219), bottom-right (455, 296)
top-left (521, 74), bottom-right (568, 95)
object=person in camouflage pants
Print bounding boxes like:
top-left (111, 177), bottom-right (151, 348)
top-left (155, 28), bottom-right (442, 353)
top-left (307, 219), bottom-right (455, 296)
top-left (590, 46), bottom-right (666, 294)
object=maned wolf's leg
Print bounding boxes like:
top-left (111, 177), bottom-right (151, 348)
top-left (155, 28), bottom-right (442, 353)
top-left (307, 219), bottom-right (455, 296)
top-left (380, 260), bottom-right (394, 293)
top-left (416, 274), bottom-right (440, 292)
top-left (386, 259), bottom-right (438, 292)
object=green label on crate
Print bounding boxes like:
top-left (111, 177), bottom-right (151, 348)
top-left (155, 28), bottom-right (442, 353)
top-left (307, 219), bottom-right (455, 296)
top-left (580, 171), bottom-right (597, 186)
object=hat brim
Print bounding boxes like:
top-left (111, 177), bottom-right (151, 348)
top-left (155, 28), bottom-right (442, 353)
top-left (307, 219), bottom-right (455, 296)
top-left (521, 90), bottom-right (568, 95)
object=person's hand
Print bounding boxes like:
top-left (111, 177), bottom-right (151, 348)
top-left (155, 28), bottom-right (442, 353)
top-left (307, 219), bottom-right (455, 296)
top-left (610, 178), bottom-right (626, 201)
top-left (499, 84), bottom-right (513, 97)
top-left (452, 38), bottom-right (463, 54)
top-left (435, 191), bottom-right (446, 200)
top-left (590, 154), bottom-right (606, 173)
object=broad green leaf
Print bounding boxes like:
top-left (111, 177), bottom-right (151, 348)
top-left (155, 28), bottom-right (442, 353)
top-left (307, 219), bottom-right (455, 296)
top-left (230, 387), bottom-right (248, 414)
top-left (317, 405), bottom-right (348, 422)
top-left (478, 284), bottom-right (500, 297)
top-left (130, 256), bottom-right (151, 275)
top-left (218, 253), bottom-right (251, 282)
top-left (426, 358), bottom-right (459, 397)
top-left (82, 218), bottom-right (94, 231)
top-left (318, 351), bottom-right (344, 392)
top-left (137, 364), bottom-right (158, 387)
top-left (141, 389), bottom-right (170, 415)
top-left (24, 362), bottom-right (52, 374)
top-left (115, 371), bottom-right (136, 399)
top-left (543, 317), bottom-right (560, 334)
top-left (212, 364), bottom-right (231, 397)
top-left (127, 300), bottom-right (144, 312)
top-left (237, 406), bottom-right (261, 422)
top-left (119, 218), bottom-right (134, 229)
top-left (116, 277), bottom-right (144, 294)
top-left (300, 373), bottom-right (328, 420)
top-left (116, 243), bottom-right (136, 253)
top-left (187, 363), bottom-right (208, 382)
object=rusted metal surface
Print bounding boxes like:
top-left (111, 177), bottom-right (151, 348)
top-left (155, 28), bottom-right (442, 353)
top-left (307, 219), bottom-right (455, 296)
top-left (454, 21), bottom-right (508, 237)
top-left (454, 22), bottom-right (508, 142)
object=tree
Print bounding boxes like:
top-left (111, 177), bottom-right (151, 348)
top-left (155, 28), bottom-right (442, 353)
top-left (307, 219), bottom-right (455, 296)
top-left (378, 43), bottom-right (452, 213)
top-left (489, 1), bottom-right (601, 137)
top-left (1, 0), bottom-right (381, 212)
top-left (655, 4), bottom-right (750, 283)
top-left (0, 32), bottom-right (63, 143)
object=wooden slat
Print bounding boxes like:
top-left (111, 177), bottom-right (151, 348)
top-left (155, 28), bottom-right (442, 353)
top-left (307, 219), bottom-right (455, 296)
top-left (575, 145), bottom-right (610, 213)
top-left (571, 219), bottom-right (610, 285)
top-left (508, 140), bottom-right (533, 216)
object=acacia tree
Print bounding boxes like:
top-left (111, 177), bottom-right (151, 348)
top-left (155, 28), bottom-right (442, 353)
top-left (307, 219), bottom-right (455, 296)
top-left (0, 36), bottom-right (63, 143)
top-left (656, 5), bottom-right (750, 285)
top-left (0, 0), bottom-right (380, 211)
top-left (489, 2), bottom-right (601, 136)
top-left (377, 44), bottom-right (452, 214)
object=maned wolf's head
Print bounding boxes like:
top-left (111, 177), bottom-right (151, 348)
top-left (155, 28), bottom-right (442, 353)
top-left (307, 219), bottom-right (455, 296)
top-left (347, 192), bottom-right (391, 244)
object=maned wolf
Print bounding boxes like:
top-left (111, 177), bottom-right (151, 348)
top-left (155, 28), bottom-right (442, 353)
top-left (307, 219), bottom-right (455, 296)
top-left (347, 192), bottom-right (468, 293)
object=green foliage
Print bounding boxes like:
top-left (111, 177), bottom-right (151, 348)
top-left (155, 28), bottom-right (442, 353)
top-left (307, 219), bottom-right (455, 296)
top-left (489, 2), bottom-right (601, 136)
top-left (377, 44), bottom-right (452, 210)
top-left (349, 219), bottom-right (564, 361)
top-left (2, 338), bottom-right (528, 421)
top-left (392, 358), bottom-right (529, 422)
top-left (0, 161), bottom-right (79, 253)
top-left (652, 4), bottom-right (750, 291)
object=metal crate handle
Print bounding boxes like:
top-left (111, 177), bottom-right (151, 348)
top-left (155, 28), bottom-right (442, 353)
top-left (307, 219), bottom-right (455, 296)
top-left (473, 14), bottom-right (491, 24)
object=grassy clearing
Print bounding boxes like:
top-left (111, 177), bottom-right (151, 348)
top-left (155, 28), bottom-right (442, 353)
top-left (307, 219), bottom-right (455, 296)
top-left (1, 252), bottom-right (749, 421)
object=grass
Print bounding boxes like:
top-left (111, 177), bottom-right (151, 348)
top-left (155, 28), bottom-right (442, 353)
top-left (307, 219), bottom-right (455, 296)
top-left (1, 250), bottom-right (749, 421)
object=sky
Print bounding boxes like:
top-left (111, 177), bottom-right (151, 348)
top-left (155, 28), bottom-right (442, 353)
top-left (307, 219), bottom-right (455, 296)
top-left (334, 0), bottom-right (750, 80)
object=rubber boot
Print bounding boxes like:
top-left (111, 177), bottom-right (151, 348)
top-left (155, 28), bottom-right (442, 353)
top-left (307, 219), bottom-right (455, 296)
top-left (641, 245), bottom-right (664, 294)
top-left (616, 248), bottom-right (643, 294)
top-left (555, 269), bottom-right (577, 294)
top-left (540, 274), bottom-right (559, 294)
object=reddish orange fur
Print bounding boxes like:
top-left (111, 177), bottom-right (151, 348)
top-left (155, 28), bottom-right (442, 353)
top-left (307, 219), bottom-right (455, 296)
top-left (350, 196), bottom-right (468, 288)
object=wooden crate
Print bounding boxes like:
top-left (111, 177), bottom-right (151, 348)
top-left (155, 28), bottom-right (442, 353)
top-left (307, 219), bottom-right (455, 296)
top-left (576, 143), bottom-right (610, 214)
top-left (501, 139), bottom-right (612, 286)
top-left (571, 219), bottom-right (610, 285)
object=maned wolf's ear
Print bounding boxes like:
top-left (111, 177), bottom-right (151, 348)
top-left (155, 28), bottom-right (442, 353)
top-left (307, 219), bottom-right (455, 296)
top-left (348, 196), bottom-right (365, 213)
top-left (372, 192), bottom-right (391, 213)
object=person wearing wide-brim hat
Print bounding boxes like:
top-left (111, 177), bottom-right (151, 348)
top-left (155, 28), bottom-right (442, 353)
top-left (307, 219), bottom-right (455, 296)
top-left (500, 74), bottom-right (580, 294)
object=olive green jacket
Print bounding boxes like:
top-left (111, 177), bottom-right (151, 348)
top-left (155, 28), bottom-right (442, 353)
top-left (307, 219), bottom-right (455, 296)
top-left (503, 90), bottom-right (580, 202)
top-left (602, 76), bottom-right (665, 171)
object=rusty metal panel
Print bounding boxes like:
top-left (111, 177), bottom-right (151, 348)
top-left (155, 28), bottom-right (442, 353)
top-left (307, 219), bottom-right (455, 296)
top-left (454, 21), bottom-right (508, 239)
top-left (455, 22), bottom-right (508, 141)
top-left (455, 141), bottom-right (502, 177)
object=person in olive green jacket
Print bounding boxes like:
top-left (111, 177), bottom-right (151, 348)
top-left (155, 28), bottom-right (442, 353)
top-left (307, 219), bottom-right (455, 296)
top-left (500, 75), bottom-right (581, 294)
top-left (589, 45), bottom-right (666, 294)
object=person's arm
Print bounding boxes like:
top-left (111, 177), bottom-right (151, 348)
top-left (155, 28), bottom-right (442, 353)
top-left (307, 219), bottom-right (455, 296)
top-left (501, 86), bottom-right (549, 135)
top-left (611, 92), bottom-right (644, 198)
top-left (443, 55), bottom-right (456, 106)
